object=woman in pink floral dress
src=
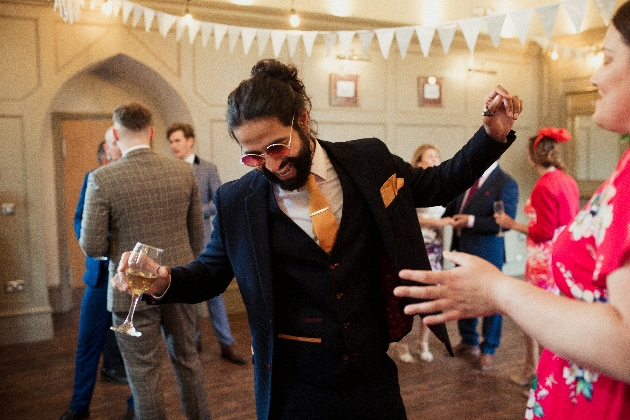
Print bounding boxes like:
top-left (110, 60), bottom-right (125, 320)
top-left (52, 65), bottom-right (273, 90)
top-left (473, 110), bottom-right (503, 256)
top-left (495, 128), bottom-right (579, 386)
top-left (394, 2), bottom-right (630, 418)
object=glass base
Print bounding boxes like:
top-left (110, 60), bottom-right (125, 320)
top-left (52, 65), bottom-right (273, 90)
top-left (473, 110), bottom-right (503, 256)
top-left (111, 324), bottom-right (142, 337)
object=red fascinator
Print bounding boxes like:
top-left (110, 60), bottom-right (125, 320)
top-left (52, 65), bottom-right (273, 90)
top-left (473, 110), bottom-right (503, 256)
top-left (534, 127), bottom-right (571, 151)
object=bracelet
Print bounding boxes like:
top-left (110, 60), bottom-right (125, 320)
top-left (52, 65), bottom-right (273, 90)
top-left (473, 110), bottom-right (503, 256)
top-left (482, 106), bottom-right (496, 117)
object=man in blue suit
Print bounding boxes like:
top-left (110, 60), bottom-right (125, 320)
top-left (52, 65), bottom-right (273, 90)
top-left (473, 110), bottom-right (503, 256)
top-left (167, 122), bottom-right (247, 365)
top-left (443, 161), bottom-right (518, 371)
top-left (113, 59), bottom-right (523, 420)
top-left (60, 128), bottom-right (129, 420)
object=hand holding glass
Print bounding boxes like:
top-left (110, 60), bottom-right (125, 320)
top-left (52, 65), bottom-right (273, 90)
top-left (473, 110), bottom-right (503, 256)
top-left (493, 200), bottom-right (505, 237)
top-left (111, 242), bottom-right (164, 337)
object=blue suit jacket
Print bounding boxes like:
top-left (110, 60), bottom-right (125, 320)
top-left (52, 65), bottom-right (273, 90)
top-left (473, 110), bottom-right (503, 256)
top-left (158, 127), bottom-right (515, 419)
top-left (74, 172), bottom-right (109, 287)
top-left (192, 155), bottom-right (221, 246)
top-left (444, 165), bottom-right (518, 268)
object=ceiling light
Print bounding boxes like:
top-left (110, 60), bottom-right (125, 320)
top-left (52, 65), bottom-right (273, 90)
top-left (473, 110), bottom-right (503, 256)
top-left (289, 0), bottom-right (299, 27)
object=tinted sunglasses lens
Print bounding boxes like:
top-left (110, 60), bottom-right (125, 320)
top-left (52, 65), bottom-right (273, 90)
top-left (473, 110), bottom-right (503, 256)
top-left (241, 155), bottom-right (264, 167)
top-left (266, 144), bottom-right (290, 158)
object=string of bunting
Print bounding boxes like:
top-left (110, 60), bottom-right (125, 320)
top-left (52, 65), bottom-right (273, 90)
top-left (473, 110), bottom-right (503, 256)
top-left (53, 0), bottom-right (616, 59)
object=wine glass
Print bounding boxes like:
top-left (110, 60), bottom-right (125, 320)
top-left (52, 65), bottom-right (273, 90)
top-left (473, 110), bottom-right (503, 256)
top-left (493, 200), bottom-right (505, 237)
top-left (111, 242), bottom-right (164, 337)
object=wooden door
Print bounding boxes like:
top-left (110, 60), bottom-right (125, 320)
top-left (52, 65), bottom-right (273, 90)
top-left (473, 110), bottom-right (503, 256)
top-left (61, 118), bottom-right (112, 287)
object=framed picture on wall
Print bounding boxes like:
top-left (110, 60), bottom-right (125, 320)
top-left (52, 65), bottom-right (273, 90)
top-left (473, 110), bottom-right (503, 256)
top-left (329, 74), bottom-right (360, 107)
top-left (418, 76), bottom-right (443, 107)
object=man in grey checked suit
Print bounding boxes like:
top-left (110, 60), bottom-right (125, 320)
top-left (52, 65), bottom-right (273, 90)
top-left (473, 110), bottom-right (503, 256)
top-left (167, 122), bottom-right (247, 365)
top-left (80, 103), bottom-right (211, 420)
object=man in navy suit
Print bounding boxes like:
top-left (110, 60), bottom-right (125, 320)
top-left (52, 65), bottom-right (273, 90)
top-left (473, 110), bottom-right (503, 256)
top-left (167, 122), bottom-right (247, 365)
top-left (60, 128), bottom-right (129, 420)
top-left (443, 161), bottom-right (518, 371)
top-left (113, 59), bottom-right (523, 420)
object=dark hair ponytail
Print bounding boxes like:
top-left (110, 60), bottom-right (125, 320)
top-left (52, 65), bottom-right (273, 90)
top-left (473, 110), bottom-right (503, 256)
top-left (227, 59), bottom-right (316, 140)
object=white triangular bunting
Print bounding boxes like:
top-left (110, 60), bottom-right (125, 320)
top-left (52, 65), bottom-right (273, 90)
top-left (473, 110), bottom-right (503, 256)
top-left (323, 33), bottom-right (337, 57)
top-left (121, 1), bottom-right (133, 24)
top-left (287, 32), bottom-right (301, 57)
top-left (188, 19), bottom-right (201, 44)
top-left (257, 29), bottom-right (271, 55)
top-left (302, 31), bottom-right (318, 57)
top-left (395, 27), bottom-right (414, 59)
top-left (143, 8), bottom-right (155, 32)
top-left (214, 24), bottom-right (228, 50)
top-left (271, 30), bottom-right (287, 57)
top-left (112, 0), bottom-right (121, 17)
top-left (358, 31), bottom-right (374, 58)
top-left (459, 17), bottom-right (482, 52)
top-left (175, 17), bottom-right (186, 40)
top-left (337, 31), bottom-right (356, 59)
top-left (228, 27), bottom-right (241, 52)
top-left (437, 24), bottom-right (457, 54)
top-left (562, 0), bottom-right (589, 32)
top-left (510, 8), bottom-right (534, 44)
top-left (131, 4), bottom-right (143, 28)
top-left (592, 0), bottom-right (615, 25)
top-left (535, 3), bottom-right (560, 38)
top-left (415, 26), bottom-right (435, 58)
top-left (375, 28), bottom-right (395, 59)
top-left (241, 28), bottom-right (257, 54)
top-left (201, 22), bottom-right (213, 47)
top-left (157, 12), bottom-right (176, 37)
top-left (485, 14), bottom-right (506, 47)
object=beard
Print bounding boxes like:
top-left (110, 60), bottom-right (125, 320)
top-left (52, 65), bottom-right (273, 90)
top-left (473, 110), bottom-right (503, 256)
top-left (261, 135), bottom-right (313, 191)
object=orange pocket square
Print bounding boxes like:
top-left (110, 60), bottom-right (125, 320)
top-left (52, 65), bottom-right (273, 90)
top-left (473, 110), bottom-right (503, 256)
top-left (380, 174), bottom-right (404, 208)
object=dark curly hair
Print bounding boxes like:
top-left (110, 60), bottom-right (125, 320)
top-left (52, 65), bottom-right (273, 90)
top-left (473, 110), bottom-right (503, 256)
top-left (226, 59), bottom-right (316, 141)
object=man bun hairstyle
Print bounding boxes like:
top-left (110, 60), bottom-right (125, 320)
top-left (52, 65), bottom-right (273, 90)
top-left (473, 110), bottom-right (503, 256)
top-left (227, 59), bottom-right (316, 141)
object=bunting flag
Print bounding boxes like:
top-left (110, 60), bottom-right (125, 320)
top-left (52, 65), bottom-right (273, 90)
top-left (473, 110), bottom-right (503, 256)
top-left (54, 0), bottom-right (614, 61)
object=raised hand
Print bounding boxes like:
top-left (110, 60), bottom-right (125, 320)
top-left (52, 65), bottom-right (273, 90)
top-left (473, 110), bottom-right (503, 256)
top-left (482, 85), bottom-right (523, 141)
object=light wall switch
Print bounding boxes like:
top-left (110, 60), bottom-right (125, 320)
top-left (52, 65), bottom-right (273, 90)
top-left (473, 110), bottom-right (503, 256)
top-left (2, 203), bottom-right (16, 216)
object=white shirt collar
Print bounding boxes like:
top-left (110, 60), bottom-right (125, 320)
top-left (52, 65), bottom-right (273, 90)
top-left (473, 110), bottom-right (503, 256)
top-left (122, 144), bottom-right (150, 157)
top-left (184, 153), bottom-right (195, 165)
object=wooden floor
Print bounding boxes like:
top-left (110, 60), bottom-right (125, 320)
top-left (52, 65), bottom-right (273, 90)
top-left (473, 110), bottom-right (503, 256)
top-left (0, 289), bottom-right (530, 420)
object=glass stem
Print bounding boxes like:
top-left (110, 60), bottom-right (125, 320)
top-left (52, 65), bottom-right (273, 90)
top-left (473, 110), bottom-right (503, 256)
top-left (124, 293), bottom-right (140, 325)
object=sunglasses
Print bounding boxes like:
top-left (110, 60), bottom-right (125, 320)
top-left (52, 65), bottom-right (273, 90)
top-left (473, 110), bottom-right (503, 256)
top-left (240, 116), bottom-right (294, 167)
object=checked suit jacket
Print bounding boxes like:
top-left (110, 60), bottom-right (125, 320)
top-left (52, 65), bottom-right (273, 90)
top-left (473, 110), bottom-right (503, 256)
top-left (157, 126), bottom-right (516, 419)
top-left (80, 147), bottom-right (205, 313)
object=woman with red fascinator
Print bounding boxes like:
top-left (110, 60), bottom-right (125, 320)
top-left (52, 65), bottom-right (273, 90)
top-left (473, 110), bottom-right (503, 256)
top-left (494, 127), bottom-right (580, 387)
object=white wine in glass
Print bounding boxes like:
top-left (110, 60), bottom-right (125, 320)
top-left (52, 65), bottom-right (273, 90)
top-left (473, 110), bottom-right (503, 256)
top-left (111, 242), bottom-right (164, 337)
top-left (493, 200), bottom-right (505, 237)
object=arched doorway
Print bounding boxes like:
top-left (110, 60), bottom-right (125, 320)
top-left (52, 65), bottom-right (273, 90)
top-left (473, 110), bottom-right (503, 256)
top-left (50, 53), bottom-right (192, 309)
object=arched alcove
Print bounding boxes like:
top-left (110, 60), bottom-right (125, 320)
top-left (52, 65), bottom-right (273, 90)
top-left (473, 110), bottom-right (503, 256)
top-left (48, 53), bottom-right (194, 311)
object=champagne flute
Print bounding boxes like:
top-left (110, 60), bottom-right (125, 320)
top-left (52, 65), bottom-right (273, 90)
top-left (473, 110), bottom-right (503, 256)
top-left (111, 242), bottom-right (164, 337)
top-left (493, 200), bottom-right (505, 237)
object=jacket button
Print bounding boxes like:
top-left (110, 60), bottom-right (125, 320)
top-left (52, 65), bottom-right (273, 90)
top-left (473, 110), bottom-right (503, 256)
top-left (329, 262), bottom-right (339, 269)
top-left (336, 292), bottom-right (343, 300)
top-left (268, 363), bottom-right (272, 371)
top-left (342, 354), bottom-right (349, 361)
top-left (342, 322), bottom-right (350, 329)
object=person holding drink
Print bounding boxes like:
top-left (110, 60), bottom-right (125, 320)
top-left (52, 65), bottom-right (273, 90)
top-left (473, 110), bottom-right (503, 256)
top-left (394, 2), bottom-right (630, 417)
top-left (111, 58), bottom-right (523, 419)
top-left (441, 161), bottom-right (518, 371)
top-left (80, 102), bottom-right (211, 420)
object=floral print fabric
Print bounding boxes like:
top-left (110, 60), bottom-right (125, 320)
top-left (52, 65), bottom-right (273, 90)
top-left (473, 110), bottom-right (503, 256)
top-left (525, 149), bottom-right (630, 419)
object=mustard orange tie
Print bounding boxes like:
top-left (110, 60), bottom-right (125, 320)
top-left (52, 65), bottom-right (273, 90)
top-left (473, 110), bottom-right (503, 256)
top-left (304, 173), bottom-right (338, 254)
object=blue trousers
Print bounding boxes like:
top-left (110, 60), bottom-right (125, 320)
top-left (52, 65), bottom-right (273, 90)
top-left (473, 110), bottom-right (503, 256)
top-left (70, 284), bottom-right (126, 412)
top-left (457, 314), bottom-right (503, 355)
top-left (195, 295), bottom-right (234, 348)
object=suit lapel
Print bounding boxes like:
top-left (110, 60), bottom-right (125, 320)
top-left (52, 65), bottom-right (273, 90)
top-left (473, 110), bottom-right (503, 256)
top-left (244, 173), bottom-right (274, 314)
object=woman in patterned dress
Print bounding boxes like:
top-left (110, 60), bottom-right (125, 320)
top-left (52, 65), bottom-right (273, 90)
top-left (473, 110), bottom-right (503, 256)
top-left (394, 2), bottom-right (630, 418)
top-left (494, 128), bottom-right (579, 386)
top-left (395, 145), bottom-right (453, 364)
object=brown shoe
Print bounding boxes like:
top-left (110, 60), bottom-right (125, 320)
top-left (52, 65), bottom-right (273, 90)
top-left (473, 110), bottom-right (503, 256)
top-left (221, 344), bottom-right (248, 365)
top-left (479, 353), bottom-right (494, 371)
top-left (453, 342), bottom-right (481, 358)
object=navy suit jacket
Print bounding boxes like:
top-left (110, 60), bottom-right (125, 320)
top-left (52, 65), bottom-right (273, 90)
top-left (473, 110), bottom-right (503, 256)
top-left (158, 126), bottom-right (515, 419)
top-left (74, 172), bottom-right (108, 287)
top-left (444, 165), bottom-right (519, 268)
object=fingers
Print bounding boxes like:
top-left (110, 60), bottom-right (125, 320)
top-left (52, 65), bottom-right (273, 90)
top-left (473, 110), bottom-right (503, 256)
top-left (484, 85), bottom-right (523, 120)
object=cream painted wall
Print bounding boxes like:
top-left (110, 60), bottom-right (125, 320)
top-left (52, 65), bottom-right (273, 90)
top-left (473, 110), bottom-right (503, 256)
top-left (0, 1), bottom-right (601, 344)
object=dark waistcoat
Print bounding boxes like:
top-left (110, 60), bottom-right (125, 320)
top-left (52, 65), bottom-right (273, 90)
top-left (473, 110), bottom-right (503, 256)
top-left (269, 161), bottom-right (391, 386)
